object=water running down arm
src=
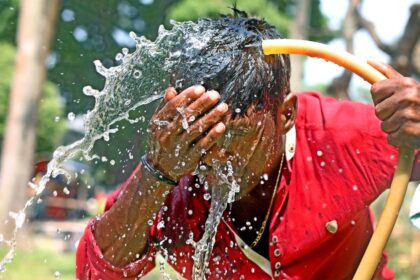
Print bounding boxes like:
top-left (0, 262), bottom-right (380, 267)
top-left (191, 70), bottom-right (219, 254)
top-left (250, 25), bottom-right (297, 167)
top-left (93, 85), bottom-right (228, 267)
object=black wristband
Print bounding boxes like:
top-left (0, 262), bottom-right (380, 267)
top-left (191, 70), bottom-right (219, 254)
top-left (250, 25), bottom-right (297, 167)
top-left (140, 155), bottom-right (178, 186)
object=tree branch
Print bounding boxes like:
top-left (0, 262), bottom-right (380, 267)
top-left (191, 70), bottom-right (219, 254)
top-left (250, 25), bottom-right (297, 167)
top-left (355, 12), bottom-right (393, 55)
top-left (391, 4), bottom-right (420, 75)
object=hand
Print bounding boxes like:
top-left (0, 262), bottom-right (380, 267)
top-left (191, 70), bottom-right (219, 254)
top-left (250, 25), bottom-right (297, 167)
top-left (368, 59), bottom-right (420, 148)
top-left (147, 86), bottom-right (229, 181)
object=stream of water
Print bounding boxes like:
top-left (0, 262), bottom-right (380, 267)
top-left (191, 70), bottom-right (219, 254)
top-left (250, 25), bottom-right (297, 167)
top-left (0, 20), bottom-right (245, 278)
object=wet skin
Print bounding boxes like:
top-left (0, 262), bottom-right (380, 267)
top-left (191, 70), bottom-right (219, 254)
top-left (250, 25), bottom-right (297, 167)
top-left (94, 61), bottom-right (420, 267)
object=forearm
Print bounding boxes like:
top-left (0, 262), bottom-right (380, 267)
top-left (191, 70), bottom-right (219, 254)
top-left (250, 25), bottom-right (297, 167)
top-left (94, 164), bottom-right (173, 267)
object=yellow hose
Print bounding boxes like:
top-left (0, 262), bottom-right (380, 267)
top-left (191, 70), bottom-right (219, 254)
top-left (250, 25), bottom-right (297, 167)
top-left (262, 39), bottom-right (414, 280)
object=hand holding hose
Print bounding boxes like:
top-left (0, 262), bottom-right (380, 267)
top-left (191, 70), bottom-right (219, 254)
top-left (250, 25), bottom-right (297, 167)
top-left (368, 59), bottom-right (420, 149)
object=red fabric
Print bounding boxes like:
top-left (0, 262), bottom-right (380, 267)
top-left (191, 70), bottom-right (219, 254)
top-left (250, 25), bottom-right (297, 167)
top-left (76, 92), bottom-right (398, 279)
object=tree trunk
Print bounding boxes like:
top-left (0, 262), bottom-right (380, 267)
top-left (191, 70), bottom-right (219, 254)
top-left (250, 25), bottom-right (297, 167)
top-left (289, 0), bottom-right (311, 91)
top-left (326, 0), bottom-right (359, 99)
top-left (0, 0), bottom-right (59, 238)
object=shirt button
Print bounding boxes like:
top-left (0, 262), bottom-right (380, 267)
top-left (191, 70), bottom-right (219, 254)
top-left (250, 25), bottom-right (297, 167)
top-left (275, 261), bottom-right (281, 269)
top-left (274, 248), bottom-right (281, 257)
top-left (272, 236), bottom-right (278, 243)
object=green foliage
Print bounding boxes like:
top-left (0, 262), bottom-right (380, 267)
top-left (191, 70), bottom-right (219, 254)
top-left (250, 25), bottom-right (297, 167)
top-left (169, 0), bottom-right (334, 42)
top-left (0, 0), bottom-right (19, 44)
top-left (169, 0), bottom-right (291, 36)
top-left (0, 43), bottom-right (66, 155)
top-left (308, 0), bottom-right (337, 43)
top-left (50, 0), bottom-right (178, 115)
top-left (0, 0), bottom-right (333, 187)
top-left (0, 0), bottom-right (333, 117)
top-left (36, 82), bottom-right (67, 153)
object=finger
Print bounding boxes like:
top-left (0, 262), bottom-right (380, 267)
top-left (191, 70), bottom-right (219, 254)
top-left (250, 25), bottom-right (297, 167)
top-left (380, 110), bottom-right (404, 134)
top-left (387, 121), bottom-right (420, 148)
top-left (374, 92), bottom-right (400, 121)
top-left (156, 85), bottom-right (205, 120)
top-left (173, 90), bottom-right (221, 133)
top-left (183, 103), bottom-right (229, 142)
top-left (153, 87), bottom-right (178, 113)
top-left (367, 59), bottom-right (403, 80)
top-left (164, 87), bottom-right (177, 102)
top-left (193, 122), bottom-right (226, 153)
top-left (370, 79), bottom-right (400, 105)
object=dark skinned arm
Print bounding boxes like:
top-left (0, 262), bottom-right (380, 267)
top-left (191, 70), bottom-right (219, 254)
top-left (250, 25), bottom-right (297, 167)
top-left (94, 85), bottom-right (228, 267)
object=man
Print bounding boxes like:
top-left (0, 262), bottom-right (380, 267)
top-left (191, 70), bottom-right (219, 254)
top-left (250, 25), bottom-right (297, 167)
top-left (76, 11), bottom-right (420, 279)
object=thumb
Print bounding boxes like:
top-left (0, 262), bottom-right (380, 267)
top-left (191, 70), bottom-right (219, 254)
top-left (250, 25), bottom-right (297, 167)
top-left (367, 58), bottom-right (403, 79)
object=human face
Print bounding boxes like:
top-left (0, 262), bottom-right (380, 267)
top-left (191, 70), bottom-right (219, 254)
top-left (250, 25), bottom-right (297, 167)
top-left (201, 105), bottom-right (284, 198)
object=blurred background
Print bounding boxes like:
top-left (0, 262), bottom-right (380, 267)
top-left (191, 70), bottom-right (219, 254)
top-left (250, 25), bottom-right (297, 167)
top-left (0, 0), bottom-right (418, 279)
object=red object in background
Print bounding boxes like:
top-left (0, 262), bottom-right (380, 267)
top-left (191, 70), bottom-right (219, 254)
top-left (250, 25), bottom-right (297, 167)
top-left (76, 92), bottom-right (397, 279)
top-left (35, 160), bottom-right (49, 175)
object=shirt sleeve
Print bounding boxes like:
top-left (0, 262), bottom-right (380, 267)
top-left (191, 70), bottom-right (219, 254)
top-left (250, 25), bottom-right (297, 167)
top-left (76, 219), bottom-right (157, 280)
top-left (75, 165), bottom-right (157, 280)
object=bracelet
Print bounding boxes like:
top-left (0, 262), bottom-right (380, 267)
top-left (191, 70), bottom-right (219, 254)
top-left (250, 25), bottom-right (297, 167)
top-left (140, 155), bottom-right (178, 186)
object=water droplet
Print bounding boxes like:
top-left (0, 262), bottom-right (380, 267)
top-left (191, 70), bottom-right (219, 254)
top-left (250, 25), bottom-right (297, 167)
top-left (352, 185), bottom-right (358, 191)
top-left (110, 160), bottom-right (115, 166)
top-left (115, 52), bottom-right (124, 61)
top-left (157, 221), bottom-right (165, 229)
top-left (67, 112), bottom-right (75, 121)
top-left (325, 220), bottom-right (338, 234)
top-left (9, 211), bottom-right (25, 229)
top-left (82, 85), bottom-right (101, 97)
top-left (93, 60), bottom-right (109, 77)
top-left (54, 116), bottom-right (60, 122)
top-left (320, 161), bottom-right (326, 167)
top-left (63, 187), bottom-right (70, 195)
top-left (54, 271), bottom-right (61, 278)
top-left (133, 69), bottom-right (142, 79)
top-left (199, 165), bottom-right (207, 171)
top-left (203, 193), bottom-right (211, 201)
top-left (316, 150), bottom-right (323, 157)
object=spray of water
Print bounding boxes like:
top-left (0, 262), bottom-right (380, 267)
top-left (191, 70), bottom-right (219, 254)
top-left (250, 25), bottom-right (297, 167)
top-left (192, 160), bottom-right (240, 279)
top-left (0, 20), bottom-right (245, 277)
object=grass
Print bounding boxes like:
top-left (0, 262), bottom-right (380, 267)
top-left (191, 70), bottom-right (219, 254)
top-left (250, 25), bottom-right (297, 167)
top-left (0, 237), bottom-right (75, 280)
top-left (0, 247), bottom-right (74, 280)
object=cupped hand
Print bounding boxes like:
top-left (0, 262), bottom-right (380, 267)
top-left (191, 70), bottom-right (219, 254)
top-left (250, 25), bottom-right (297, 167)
top-left (368, 59), bottom-right (420, 148)
top-left (147, 85), bottom-right (229, 181)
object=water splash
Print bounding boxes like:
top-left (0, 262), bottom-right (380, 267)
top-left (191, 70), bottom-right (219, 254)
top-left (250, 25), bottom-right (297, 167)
top-left (1, 19), bottom-right (249, 277)
top-left (192, 160), bottom-right (240, 279)
top-left (0, 21), bottom-right (201, 272)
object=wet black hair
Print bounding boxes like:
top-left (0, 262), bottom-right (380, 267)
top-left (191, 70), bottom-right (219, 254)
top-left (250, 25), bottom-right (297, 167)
top-left (170, 9), bottom-right (291, 115)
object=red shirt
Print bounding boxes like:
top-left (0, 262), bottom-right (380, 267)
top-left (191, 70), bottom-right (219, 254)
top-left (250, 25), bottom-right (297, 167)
top-left (76, 92), bottom-right (398, 279)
